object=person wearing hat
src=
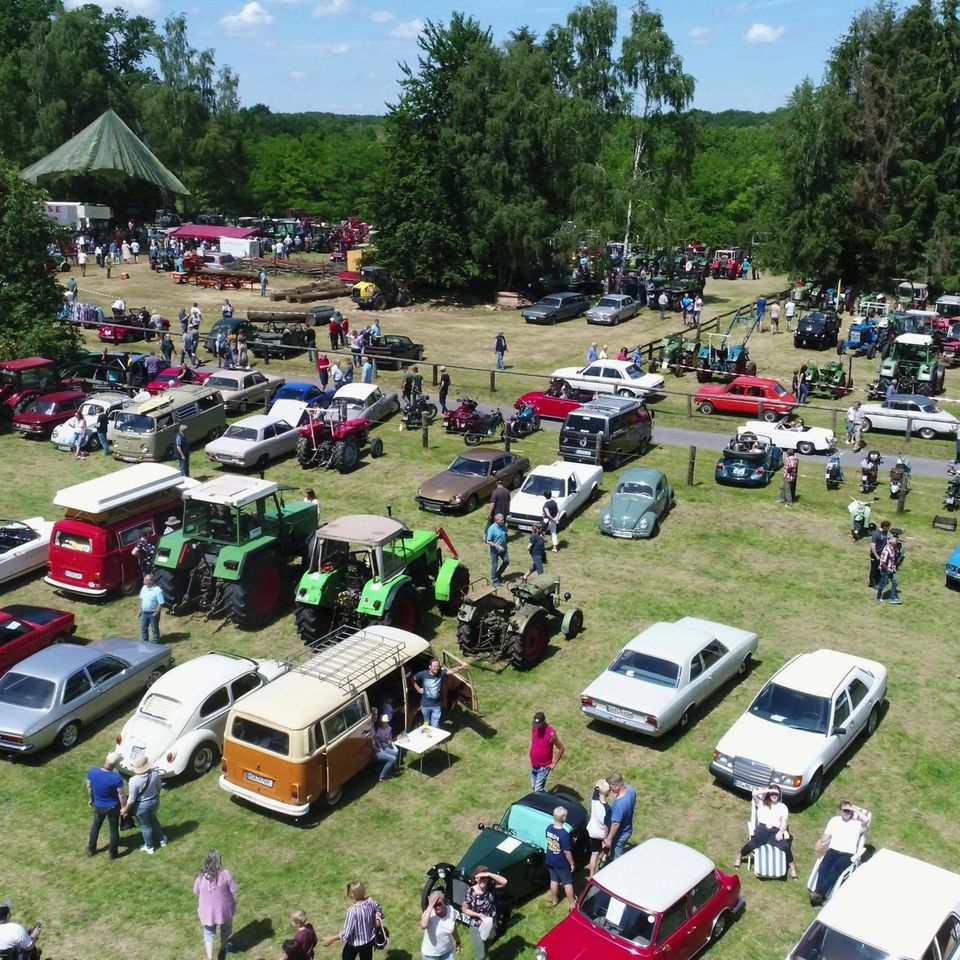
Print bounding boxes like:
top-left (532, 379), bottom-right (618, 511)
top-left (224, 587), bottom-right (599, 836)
top-left (0, 901), bottom-right (41, 960)
top-left (529, 712), bottom-right (565, 793)
top-left (85, 751), bottom-right (126, 859)
top-left (372, 714), bottom-right (399, 783)
top-left (122, 755), bottom-right (168, 854)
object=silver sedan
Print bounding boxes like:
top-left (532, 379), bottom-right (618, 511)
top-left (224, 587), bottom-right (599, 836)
top-left (586, 294), bottom-right (639, 325)
top-left (205, 414), bottom-right (301, 468)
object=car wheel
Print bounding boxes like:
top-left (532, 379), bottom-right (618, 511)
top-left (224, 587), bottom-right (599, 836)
top-left (861, 417), bottom-right (873, 432)
top-left (325, 787), bottom-right (342, 806)
top-left (256, 454), bottom-right (269, 470)
top-left (805, 769), bottom-right (824, 806)
top-left (836, 342), bottom-right (844, 356)
top-left (52, 633), bottom-right (71, 644)
top-left (615, 388), bottom-right (632, 397)
top-left (867, 344), bottom-right (877, 359)
top-left (919, 427), bottom-right (936, 440)
top-left (511, 472), bottom-right (524, 490)
top-left (207, 426), bottom-right (221, 441)
top-left (761, 408), bottom-right (780, 423)
top-left (699, 401), bottom-right (715, 415)
top-left (464, 494), bottom-right (479, 513)
top-left (56, 721), bottom-right (81, 750)
top-left (145, 666), bottom-right (166, 687)
top-left (711, 911), bottom-right (730, 943)
top-left (737, 653), bottom-right (752, 675)
top-left (188, 741), bottom-right (220, 778)
top-left (797, 440), bottom-right (815, 455)
top-left (679, 706), bottom-right (694, 729)
top-left (866, 705), bottom-right (880, 737)
top-left (238, 399), bottom-right (248, 414)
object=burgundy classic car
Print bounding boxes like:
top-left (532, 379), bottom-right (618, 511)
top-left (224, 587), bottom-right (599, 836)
top-left (515, 379), bottom-right (597, 421)
top-left (145, 366), bottom-right (214, 396)
top-left (13, 390), bottom-right (87, 438)
top-left (0, 605), bottom-right (76, 677)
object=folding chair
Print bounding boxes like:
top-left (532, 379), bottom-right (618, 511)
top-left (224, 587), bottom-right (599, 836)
top-left (744, 801), bottom-right (788, 879)
top-left (807, 824), bottom-right (868, 901)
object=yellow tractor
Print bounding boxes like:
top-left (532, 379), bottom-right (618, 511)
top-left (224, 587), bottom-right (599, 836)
top-left (351, 265), bottom-right (413, 310)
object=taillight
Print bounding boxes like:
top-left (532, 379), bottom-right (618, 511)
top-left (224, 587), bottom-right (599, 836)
top-left (291, 782), bottom-right (300, 802)
top-left (166, 750), bottom-right (175, 763)
top-left (580, 696), bottom-right (594, 707)
top-left (177, 543), bottom-right (192, 565)
top-left (220, 758), bottom-right (228, 774)
top-left (644, 715), bottom-right (658, 728)
top-left (115, 735), bottom-right (122, 744)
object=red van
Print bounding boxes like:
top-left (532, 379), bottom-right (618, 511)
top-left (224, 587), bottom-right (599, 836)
top-left (45, 464), bottom-right (194, 597)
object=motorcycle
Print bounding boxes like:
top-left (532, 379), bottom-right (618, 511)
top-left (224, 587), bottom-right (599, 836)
top-left (889, 454), bottom-right (912, 499)
top-left (945, 466), bottom-right (960, 511)
top-left (848, 498), bottom-right (875, 541)
top-left (443, 397), bottom-right (480, 434)
top-left (825, 454), bottom-right (844, 490)
top-left (860, 450), bottom-right (882, 493)
top-left (400, 393), bottom-right (439, 430)
top-left (464, 409), bottom-right (505, 446)
top-left (504, 401), bottom-right (541, 440)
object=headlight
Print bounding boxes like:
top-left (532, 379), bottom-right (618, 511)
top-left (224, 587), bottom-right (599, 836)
top-left (600, 514), bottom-right (611, 527)
top-left (638, 517), bottom-right (649, 529)
top-left (450, 494), bottom-right (461, 504)
top-left (140, 444), bottom-right (148, 453)
top-left (535, 948), bottom-right (548, 960)
top-left (712, 751), bottom-right (733, 768)
top-left (773, 772), bottom-right (804, 788)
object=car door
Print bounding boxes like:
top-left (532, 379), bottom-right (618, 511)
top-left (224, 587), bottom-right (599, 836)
top-left (873, 402), bottom-right (901, 431)
top-left (844, 675), bottom-right (873, 737)
top-left (934, 915), bottom-right (960, 960)
top-left (579, 365), bottom-right (604, 390)
top-left (60, 668), bottom-right (94, 727)
top-left (653, 896), bottom-right (698, 960)
top-left (688, 873), bottom-right (723, 952)
top-left (724, 385), bottom-right (748, 413)
top-left (623, 296), bottom-right (636, 319)
top-left (655, 478), bottom-right (669, 519)
top-left (85, 655), bottom-right (135, 716)
top-left (0, 621), bottom-right (35, 674)
top-left (196, 685), bottom-right (231, 737)
top-left (493, 455), bottom-right (518, 487)
top-left (565, 473), bottom-right (580, 514)
top-left (824, 688), bottom-right (854, 769)
top-left (701, 638), bottom-right (736, 685)
top-left (367, 388), bottom-right (385, 420)
top-left (323, 694), bottom-right (373, 795)
top-left (272, 421), bottom-right (297, 457)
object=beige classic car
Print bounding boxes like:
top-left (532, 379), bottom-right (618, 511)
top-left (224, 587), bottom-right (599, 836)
top-left (415, 449), bottom-right (529, 514)
top-left (204, 369), bottom-right (286, 413)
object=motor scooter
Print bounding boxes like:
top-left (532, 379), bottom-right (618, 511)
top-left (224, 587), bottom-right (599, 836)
top-left (849, 498), bottom-right (875, 541)
top-left (889, 454), bottom-right (912, 499)
top-left (825, 454), bottom-right (844, 490)
top-left (860, 450), bottom-right (882, 493)
top-left (945, 466), bottom-right (960, 511)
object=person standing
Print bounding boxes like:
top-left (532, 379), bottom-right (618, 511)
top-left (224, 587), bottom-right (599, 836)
top-left (693, 294), bottom-right (703, 326)
top-left (784, 296), bottom-right (796, 332)
top-left (350, 331), bottom-right (363, 368)
top-left (810, 802), bottom-right (871, 905)
top-left (72, 412), bottom-right (89, 459)
top-left (131, 533), bottom-right (156, 577)
top-left (291, 911), bottom-right (318, 960)
top-left (96, 408), bottom-right (111, 457)
top-left (317, 353), bottom-right (330, 390)
top-left (544, 807), bottom-right (577, 908)
top-left (259, 268), bottom-right (268, 297)
top-left (160, 332), bottom-right (174, 366)
top-left (412, 657), bottom-right (467, 728)
top-left (885, 379), bottom-right (896, 404)
top-left (0, 902), bottom-right (42, 960)
top-left (542, 493), bottom-right (560, 553)
top-left (190, 302), bottom-right (202, 327)
top-left (305, 324), bottom-right (317, 363)
top-left (876, 534), bottom-right (903, 603)
top-left (138, 573), bottom-right (165, 643)
top-left (361, 356), bottom-right (373, 384)
top-left (420, 891), bottom-right (459, 960)
top-left (869, 520), bottom-right (891, 588)
top-left (329, 314), bottom-right (342, 352)
top-left (485, 513), bottom-right (510, 586)
top-left (494, 331), bottom-right (507, 370)
top-left (848, 400), bottom-right (865, 451)
top-left (86, 751), bottom-right (125, 859)
top-left (193, 850), bottom-right (238, 960)
top-left (770, 300), bottom-right (781, 333)
top-left (122, 755), bottom-right (167, 854)
top-left (175, 423), bottom-right (190, 477)
top-left (78, 247), bottom-right (87, 276)
top-left (487, 479), bottom-right (511, 532)
top-left (322, 882), bottom-right (384, 960)
top-left (586, 779), bottom-right (611, 877)
top-left (372, 714), bottom-right (399, 783)
top-left (603, 772), bottom-right (636, 861)
top-left (779, 450), bottom-right (799, 506)
top-left (586, 342), bottom-right (598, 364)
top-left (524, 522), bottom-right (547, 579)
top-left (755, 296), bottom-right (767, 332)
top-left (438, 366), bottom-right (450, 413)
top-left (529, 711), bottom-right (564, 792)
top-left (657, 290), bottom-right (668, 321)
top-left (221, 298), bottom-right (234, 319)
top-left (460, 869), bottom-right (506, 960)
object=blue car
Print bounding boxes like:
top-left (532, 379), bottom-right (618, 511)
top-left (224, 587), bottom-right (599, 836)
top-left (268, 382), bottom-right (333, 409)
top-left (946, 545), bottom-right (960, 588)
top-left (715, 433), bottom-right (783, 487)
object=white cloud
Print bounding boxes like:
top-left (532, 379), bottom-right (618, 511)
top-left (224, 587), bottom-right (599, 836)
top-left (370, 10), bottom-right (394, 23)
top-left (220, 2), bottom-right (274, 33)
top-left (745, 22), bottom-right (786, 43)
top-left (689, 26), bottom-right (711, 45)
top-left (313, 0), bottom-right (350, 15)
top-left (392, 18), bottom-right (425, 39)
top-left (290, 70), bottom-right (307, 80)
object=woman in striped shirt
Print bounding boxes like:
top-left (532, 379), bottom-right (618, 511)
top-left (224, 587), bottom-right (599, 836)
top-left (322, 882), bottom-right (383, 960)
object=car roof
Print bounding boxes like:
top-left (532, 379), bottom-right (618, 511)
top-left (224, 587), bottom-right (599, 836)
top-left (31, 390), bottom-right (86, 403)
top-left (817, 849), bottom-right (960, 958)
top-left (184, 475), bottom-right (279, 506)
top-left (452, 449), bottom-right (511, 463)
top-left (896, 332), bottom-right (933, 345)
top-left (318, 514), bottom-right (408, 545)
top-left (145, 652), bottom-right (260, 698)
top-left (335, 383), bottom-right (377, 400)
top-left (55, 462), bottom-right (186, 513)
top-left (227, 414), bottom-right (276, 430)
top-left (624, 619), bottom-right (721, 660)
top-left (0, 357), bottom-right (52, 371)
top-left (772, 649), bottom-right (882, 696)
top-left (9, 636), bottom-right (142, 680)
top-left (598, 294), bottom-right (631, 302)
top-left (728, 376), bottom-right (780, 387)
top-left (594, 838), bottom-right (714, 912)
top-left (616, 467), bottom-right (665, 485)
top-left (884, 393), bottom-right (939, 405)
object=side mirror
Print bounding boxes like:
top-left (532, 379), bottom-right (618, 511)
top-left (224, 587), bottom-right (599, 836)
top-left (477, 822), bottom-right (485, 831)
top-left (833, 725), bottom-right (847, 736)
top-left (563, 592), bottom-right (572, 601)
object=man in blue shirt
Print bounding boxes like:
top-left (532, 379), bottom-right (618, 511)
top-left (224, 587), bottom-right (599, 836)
top-left (604, 772), bottom-right (637, 860)
top-left (545, 806), bottom-right (576, 907)
top-left (85, 751), bottom-right (125, 858)
top-left (139, 573), bottom-right (166, 643)
top-left (756, 296), bottom-right (767, 330)
top-left (586, 342), bottom-right (598, 364)
top-left (485, 514), bottom-right (509, 585)
top-left (175, 424), bottom-right (189, 477)
top-left (361, 356), bottom-right (373, 384)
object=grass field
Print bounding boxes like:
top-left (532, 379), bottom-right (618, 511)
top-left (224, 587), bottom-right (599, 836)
top-left (2, 261), bottom-right (959, 960)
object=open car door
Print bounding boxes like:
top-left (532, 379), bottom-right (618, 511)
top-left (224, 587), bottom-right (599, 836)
top-left (442, 650), bottom-right (479, 714)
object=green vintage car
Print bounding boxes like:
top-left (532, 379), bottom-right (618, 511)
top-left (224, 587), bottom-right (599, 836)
top-left (598, 466), bottom-right (674, 539)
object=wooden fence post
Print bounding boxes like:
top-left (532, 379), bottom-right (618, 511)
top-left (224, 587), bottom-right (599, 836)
top-left (489, 370), bottom-right (496, 393)
top-left (687, 446), bottom-right (696, 486)
top-left (897, 481), bottom-right (907, 513)
top-left (831, 409), bottom-right (838, 435)
top-left (432, 364), bottom-right (438, 386)
top-left (686, 394), bottom-right (693, 418)
top-left (905, 417), bottom-right (912, 443)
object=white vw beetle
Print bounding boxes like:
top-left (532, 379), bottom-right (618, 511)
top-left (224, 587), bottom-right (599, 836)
top-left (116, 652), bottom-right (289, 778)
top-left (710, 649), bottom-right (887, 806)
top-left (580, 618), bottom-right (757, 737)
top-left (738, 419), bottom-right (836, 455)
top-left (506, 460), bottom-right (602, 531)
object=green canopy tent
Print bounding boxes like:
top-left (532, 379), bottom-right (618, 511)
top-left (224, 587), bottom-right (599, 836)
top-left (21, 109), bottom-right (189, 195)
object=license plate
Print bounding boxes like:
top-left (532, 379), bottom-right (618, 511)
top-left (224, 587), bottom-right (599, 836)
top-left (65, 570), bottom-right (83, 580)
top-left (607, 705), bottom-right (633, 717)
top-left (244, 771), bottom-right (274, 787)
top-left (612, 531), bottom-right (633, 539)
top-left (733, 778), bottom-right (755, 790)
top-left (734, 468), bottom-right (746, 476)
top-left (130, 745), bottom-right (143, 758)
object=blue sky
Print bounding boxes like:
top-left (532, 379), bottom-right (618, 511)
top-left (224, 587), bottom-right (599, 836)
top-left (75, 0), bottom-right (883, 114)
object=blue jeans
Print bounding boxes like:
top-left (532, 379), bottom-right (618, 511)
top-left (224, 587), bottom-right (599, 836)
top-left (611, 829), bottom-right (632, 860)
top-left (422, 952), bottom-right (454, 960)
top-left (98, 431), bottom-right (110, 455)
top-left (135, 797), bottom-right (166, 849)
top-left (422, 705), bottom-right (442, 728)
top-left (202, 921), bottom-right (232, 946)
top-left (140, 610), bottom-right (160, 643)
top-left (490, 546), bottom-right (509, 583)
top-left (496, 351), bottom-right (504, 369)
top-left (376, 744), bottom-right (400, 780)
top-left (178, 457), bottom-right (189, 477)
top-left (531, 766), bottom-right (550, 792)
top-left (877, 570), bottom-right (899, 601)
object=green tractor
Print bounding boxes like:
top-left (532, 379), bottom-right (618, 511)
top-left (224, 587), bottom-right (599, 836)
top-left (153, 476), bottom-right (318, 628)
top-left (293, 514), bottom-right (469, 645)
top-left (799, 361), bottom-right (850, 400)
top-left (657, 332), bottom-right (700, 376)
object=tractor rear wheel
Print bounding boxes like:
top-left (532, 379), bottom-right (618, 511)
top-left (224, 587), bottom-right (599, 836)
top-left (509, 611), bottom-right (549, 669)
top-left (295, 602), bottom-right (331, 646)
top-left (457, 619), bottom-right (479, 656)
top-left (330, 440), bottom-right (360, 473)
top-left (373, 294), bottom-right (387, 310)
top-left (383, 583), bottom-right (420, 632)
top-left (440, 564), bottom-right (470, 615)
top-left (296, 436), bottom-right (315, 468)
top-left (224, 550), bottom-right (286, 627)
top-left (154, 568), bottom-right (190, 613)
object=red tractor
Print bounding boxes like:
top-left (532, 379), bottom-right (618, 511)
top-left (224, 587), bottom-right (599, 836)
top-left (296, 408), bottom-right (384, 472)
top-left (711, 248), bottom-right (744, 280)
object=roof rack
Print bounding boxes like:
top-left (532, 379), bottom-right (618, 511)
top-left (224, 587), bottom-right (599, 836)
top-left (289, 625), bottom-right (407, 690)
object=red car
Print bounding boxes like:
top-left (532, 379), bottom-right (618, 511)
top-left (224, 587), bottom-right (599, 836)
top-left (0, 357), bottom-right (66, 419)
top-left (13, 390), bottom-right (87, 438)
top-left (695, 376), bottom-right (796, 421)
top-left (98, 318), bottom-right (145, 344)
top-left (0, 604), bottom-right (76, 676)
top-left (940, 322), bottom-right (960, 367)
top-left (145, 366), bottom-right (213, 395)
top-left (515, 379), bottom-right (598, 421)
top-left (534, 838), bottom-right (742, 960)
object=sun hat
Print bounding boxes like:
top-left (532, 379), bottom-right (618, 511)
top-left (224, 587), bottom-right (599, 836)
top-left (131, 755), bottom-right (151, 774)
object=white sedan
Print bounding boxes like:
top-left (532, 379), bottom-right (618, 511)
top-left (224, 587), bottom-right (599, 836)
top-left (205, 414), bottom-right (300, 468)
top-left (116, 652), bottom-right (288, 778)
top-left (0, 518), bottom-right (54, 586)
top-left (739, 419), bottom-right (836, 455)
top-left (861, 394), bottom-right (959, 439)
top-left (506, 460), bottom-right (602, 530)
top-left (552, 359), bottom-right (665, 399)
top-left (710, 649), bottom-right (887, 806)
top-left (580, 618), bottom-right (757, 737)
top-left (330, 382), bottom-right (400, 425)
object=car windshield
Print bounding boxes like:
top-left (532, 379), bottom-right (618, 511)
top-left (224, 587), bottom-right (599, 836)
top-left (521, 475), bottom-right (565, 497)
top-left (183, 501), bottom-right (241, 545)
top-left (789, 922), bottom-right (891, 960)
top-left (579, 884), bottom-right (656, 946)
top-left (154, 373), bottom-right (177, 384)
top-left (772, 383), bottom-right (787, 395)
top-left (275, 386), bottom-right (308, 400)
top-left (617, 482), bottom-right (653, 497)
top-left (608, 650), bottom-right (679, 688)
top-left (223, 426), bottom-right (258, 441)
top-left (448, 456), bottom-right (489, 477)
top-left (0, 523), bottom-right (38, 548)
top-left (501, 803), bottom-right (570, 850)
top-left (0, 672), bottom-right (56, 709)
top-left (623, 364), bottom-right (645, 380)
top-left (897, 344), bottom-right (930, 361)
top-left (749, 682), bottom-right (830, 734)
top-left (113, 413), bottom-right (155, 434)
top-left (541, 297), bottom-right (563, 307)
top-left (24, 400), bottom-right (56, 415)
top-left (206, 376), bottom-right (238, 388)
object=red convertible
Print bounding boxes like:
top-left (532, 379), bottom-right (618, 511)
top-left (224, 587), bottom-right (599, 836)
top-left (145, 366), bottom-right (213, 395)
top-left (0, 604), bottom-right (76, 676)
top-left (695, 376), bottom-right (796, 421)
top-left (515, 379), bottom-right (597, 420)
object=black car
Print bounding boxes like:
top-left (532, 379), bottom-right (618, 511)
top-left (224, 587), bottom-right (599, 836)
top-left (367, 335), bottom-right (424, 370)
top-left (794, 310), bottom-right (841, 349)
top-left (57, 352), bottom-right (147, 391)
top-left (204, 318), bottom-right (310, 360)
top-left (522, 292), bottom-right (590, 325)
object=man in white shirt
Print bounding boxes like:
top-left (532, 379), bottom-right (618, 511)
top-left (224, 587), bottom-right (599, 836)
top-left (131, 239), bottom-right (140, 262)
top-left (784, 297), bottom-right (797, 331)
top-left (0, 900), bottom-right (41, 959)
top-left (810, 802), bottom-right (871, 905)
top-left (111, 297), bottom-right (126, 317)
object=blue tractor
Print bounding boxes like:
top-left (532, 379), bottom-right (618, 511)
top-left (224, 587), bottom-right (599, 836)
top-left (837, 318), bottom-right (882, 358)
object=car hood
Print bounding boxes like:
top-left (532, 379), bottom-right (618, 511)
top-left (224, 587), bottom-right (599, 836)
top-left (457, 827), bottom-right (540, 876)
top-left (206, 437), bottom-right (257, 457)
top-left (587, 306), bottom-right (617, 316)
top-left (582, 670), bottom-right (678, 716)
top-left (419, 472), bottom-right (484, 500)
top-left (715, 712), bottom-right (826, 774)
top-left (510, 490), bottom-right (554, 516)
top-left (524, 304), bottom-right (558, 316)
top-left (695, 384), bottom-right (731, 398)
top-left (608, 494), bottom-right (653, 527)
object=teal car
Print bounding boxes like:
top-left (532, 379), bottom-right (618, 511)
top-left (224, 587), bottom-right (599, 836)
top-left (598, 467), bottom-right (673, 539)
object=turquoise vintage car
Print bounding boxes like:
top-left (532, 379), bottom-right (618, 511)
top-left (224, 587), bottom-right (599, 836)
top-left (598, 466), bottom-right (673, 539)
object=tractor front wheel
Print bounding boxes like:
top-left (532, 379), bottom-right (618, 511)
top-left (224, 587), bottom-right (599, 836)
top-left (370, 437), bottom-right (384, 458)
top-left (383, 583), bottom-right (420, 632)
top-left (295, 602), bottom-right (331, 646)
top-left (509, 611), bottom-right (549, 670)
top-left (296, 436), bottom-right (316, 468)
top-left (457, 619), bottom-right (480, 657)
top-left (224, 551), bottom-right (286, 627)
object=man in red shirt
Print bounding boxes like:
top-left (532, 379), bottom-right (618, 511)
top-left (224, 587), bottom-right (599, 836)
top-left (529, 711), bottom-right (565, 792)
top-left (328, 315), bottom-right (342, 351)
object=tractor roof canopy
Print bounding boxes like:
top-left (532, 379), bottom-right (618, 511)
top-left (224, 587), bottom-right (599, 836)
top-left (184, 475), bottom-right (280, 508)
top-left (317, 514), bottom-right (408, 546)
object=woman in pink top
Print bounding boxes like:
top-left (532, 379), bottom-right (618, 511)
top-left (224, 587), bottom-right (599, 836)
top-left (193, 849), bottom-right (238, 960)
top-left (529, 711), bottom-right (564, 793)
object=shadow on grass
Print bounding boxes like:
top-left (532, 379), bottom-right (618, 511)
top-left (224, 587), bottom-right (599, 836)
top-left (491, 933), bottom-right (528, 960)
top-left (229, 916), bottom-right (275, 955)
top-left (450, 707), bottom-right (498, 741)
